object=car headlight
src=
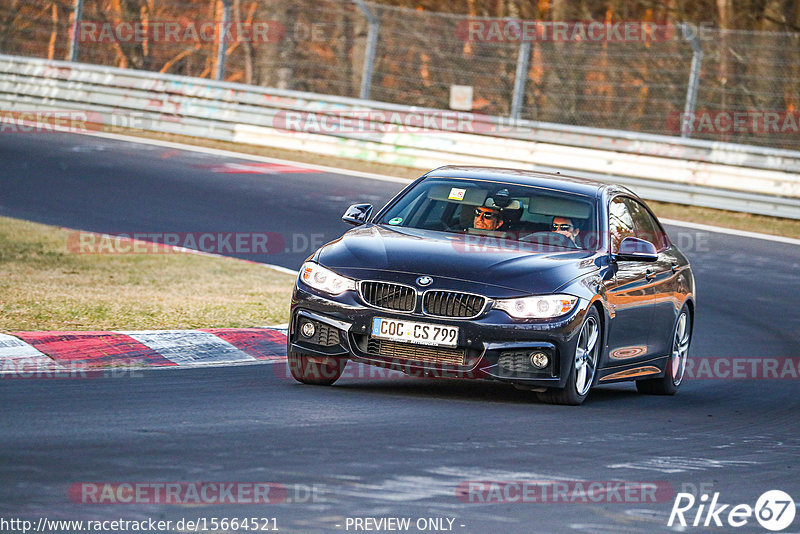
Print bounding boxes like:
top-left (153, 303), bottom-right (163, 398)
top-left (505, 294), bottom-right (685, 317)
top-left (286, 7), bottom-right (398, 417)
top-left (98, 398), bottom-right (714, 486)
top-left (494, 294), bottom-right (579, 319)
top-left (299, 262), bottom-right (356, 295)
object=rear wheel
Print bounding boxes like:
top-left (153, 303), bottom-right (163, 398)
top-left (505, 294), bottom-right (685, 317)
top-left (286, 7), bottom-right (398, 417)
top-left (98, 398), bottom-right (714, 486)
top-left (636, 307), bottom-right (691, 395)
top-left (287, 349), bottom-right (346, 386)
top-left (537, 307), bottom-right (600, 406)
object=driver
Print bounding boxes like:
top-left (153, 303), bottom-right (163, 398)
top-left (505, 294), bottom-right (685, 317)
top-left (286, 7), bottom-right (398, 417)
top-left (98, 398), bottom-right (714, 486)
top-left (552, 216), bottom-right (580, 246)
top-left (473, 206), bottom-right (505, 231)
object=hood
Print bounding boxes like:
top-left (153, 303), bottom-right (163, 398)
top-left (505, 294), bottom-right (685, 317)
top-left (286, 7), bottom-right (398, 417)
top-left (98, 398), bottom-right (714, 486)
top-left (317, 224), bottom-right (596, 295)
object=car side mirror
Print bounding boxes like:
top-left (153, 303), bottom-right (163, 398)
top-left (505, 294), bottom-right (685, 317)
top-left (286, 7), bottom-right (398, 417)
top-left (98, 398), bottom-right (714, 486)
top-left (342, 203), bottom-right (373, 226)
top-left (615, 237), bottom-right (658, 262)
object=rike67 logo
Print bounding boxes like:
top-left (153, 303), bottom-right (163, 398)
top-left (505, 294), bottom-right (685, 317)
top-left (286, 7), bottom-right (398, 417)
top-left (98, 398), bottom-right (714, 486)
top-left (669, 490), bottom-right (795, 531)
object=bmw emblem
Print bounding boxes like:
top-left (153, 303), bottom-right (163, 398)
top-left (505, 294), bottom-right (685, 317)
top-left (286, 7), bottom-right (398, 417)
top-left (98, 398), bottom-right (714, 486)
top-left (416, 276), bottom-right (433, 287)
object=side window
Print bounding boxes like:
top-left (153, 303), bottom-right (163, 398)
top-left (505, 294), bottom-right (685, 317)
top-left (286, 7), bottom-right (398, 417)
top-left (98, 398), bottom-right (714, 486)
top-left (623, 198), bottom-right (665, 250)
top-left (609, 197), bottom-right (635, 254)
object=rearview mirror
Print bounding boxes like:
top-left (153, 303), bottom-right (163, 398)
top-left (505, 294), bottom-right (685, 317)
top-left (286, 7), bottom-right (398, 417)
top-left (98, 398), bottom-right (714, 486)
top-left (615, 237), bottom-right (658, 262)
top-left (342, 204), bottom-right (373, 226)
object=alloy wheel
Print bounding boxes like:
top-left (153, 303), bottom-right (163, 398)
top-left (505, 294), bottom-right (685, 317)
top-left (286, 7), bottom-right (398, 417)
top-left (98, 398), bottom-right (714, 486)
top-left (574, 316), bottom-right (599, 396)
top-left (670, 312), bottom-right (690, 386)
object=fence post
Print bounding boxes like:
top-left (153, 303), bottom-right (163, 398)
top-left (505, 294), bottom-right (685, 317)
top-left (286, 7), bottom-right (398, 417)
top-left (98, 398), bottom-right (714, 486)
top-left (510, 28), bottom-right (531, 121)
top-left (215, 0), bottom-right (232, 81)
top-left (353, 0), bottom-right (379, 100)
top-left (68, 0), bottom-right (84, 62)
top-left (680, 23), bottom-right (704, 138)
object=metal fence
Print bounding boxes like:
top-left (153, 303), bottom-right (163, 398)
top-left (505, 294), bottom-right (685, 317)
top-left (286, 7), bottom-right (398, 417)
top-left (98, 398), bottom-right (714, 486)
top-left (2, 0), bottom-right (799, 150)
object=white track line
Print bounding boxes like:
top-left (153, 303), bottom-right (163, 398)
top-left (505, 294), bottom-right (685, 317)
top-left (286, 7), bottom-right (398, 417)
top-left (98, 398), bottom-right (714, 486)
top-left (660, 218), bottom-right (800, 247)
top-left (77, 130), bottom-right (799, 247)
top-left (79, 130), bottom-right (410, 184)
top-left (68, 229), bottom-right (298, 276)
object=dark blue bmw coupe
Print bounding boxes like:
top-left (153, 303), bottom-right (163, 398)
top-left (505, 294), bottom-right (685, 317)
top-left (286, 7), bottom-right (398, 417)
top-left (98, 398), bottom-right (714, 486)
top-left (287, 166), bottom-right (695, 405)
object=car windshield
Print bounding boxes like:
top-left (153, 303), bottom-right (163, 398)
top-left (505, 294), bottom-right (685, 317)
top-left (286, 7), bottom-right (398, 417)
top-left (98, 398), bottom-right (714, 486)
top-left (377, 178), bottom-right (599, 250)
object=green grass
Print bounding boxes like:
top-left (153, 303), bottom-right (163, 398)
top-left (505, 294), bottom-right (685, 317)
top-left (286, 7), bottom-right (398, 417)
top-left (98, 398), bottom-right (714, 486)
top-left (0, 216), bottom-right (295, 331)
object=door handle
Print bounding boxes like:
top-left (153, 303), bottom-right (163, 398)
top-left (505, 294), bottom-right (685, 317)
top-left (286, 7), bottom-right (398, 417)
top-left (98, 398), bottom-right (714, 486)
top-left (671, 261), bottom-right (679, 273)
top-left (645, 269), bottom-right (655, 281)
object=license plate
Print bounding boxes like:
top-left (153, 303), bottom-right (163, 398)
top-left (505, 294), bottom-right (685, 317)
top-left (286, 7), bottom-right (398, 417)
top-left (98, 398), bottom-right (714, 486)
top-left (371, 317), bottom-right (459, 348)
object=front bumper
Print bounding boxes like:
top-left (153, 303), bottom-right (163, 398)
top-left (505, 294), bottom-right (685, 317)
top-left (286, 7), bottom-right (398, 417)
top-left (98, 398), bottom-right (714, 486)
top-left (288, 282), bottom-right (591, 389)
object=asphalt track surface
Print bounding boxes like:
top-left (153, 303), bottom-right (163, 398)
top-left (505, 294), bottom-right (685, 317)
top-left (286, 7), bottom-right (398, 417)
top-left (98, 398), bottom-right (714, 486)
top-left (1, 133), bottom-right (800, 533)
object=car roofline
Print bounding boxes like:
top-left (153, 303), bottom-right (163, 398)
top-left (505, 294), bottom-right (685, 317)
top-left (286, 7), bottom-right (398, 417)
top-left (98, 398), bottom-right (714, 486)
top-left (422, 165), bottom-right (636, 198)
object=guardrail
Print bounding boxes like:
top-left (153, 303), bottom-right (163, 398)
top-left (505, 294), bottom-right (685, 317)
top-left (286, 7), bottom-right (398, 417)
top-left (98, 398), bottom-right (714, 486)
top-left (2, 54), bottom-right (799, 219)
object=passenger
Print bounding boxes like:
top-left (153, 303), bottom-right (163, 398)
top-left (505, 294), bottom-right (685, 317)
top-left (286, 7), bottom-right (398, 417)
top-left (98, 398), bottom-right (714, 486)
top-left (552, 216), bottom-right (581, 246)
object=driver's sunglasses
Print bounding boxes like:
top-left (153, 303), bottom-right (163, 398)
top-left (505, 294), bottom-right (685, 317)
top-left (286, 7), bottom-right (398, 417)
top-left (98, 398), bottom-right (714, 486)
top-left (474, 208), bottom-right (498, 220)
top-left (552, 223), bottom-right (573, 231)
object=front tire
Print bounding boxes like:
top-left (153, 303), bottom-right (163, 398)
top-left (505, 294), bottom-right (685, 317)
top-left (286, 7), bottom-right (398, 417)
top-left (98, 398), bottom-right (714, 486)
top-left (537, 307), bottom-right (601, 406)
top-left (287, 349), bottom-right (346, 386)
top-left (636, 307), bottom-right (692, 395)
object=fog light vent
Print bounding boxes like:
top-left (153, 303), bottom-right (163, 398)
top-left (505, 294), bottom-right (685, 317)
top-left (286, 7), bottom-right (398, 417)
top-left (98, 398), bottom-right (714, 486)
top-left (499, 351), bottom-right (533, 372)
top-left (297, 319), bottom-right (341, 347)
top-left (498, 349), bottom-right (552, 374)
